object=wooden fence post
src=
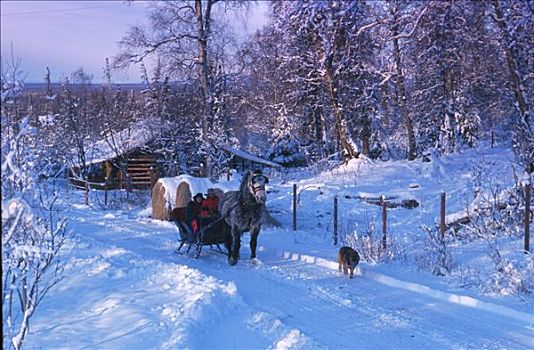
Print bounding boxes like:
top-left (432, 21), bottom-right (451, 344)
top-left (104, 176), bottom-right (108, 206)
top-left (333, 196), bottom-right (338, 245)
top-left (126, 174), bottom-right (131, 200)
top-left (525, 184), bottom-right (531, 253)
top-left (440, 192), bottom-right (446, 238)
top-left (293, 184), bottom-right (297, 231)
top-left (85, 181), bottom-right (89, 206)
top-left (149, 167), bottom-right (155, 196)
top-left (382, 195), bottom-right (387, 250)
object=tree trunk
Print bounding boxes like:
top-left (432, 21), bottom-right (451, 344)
top-left (392, 32), bottom-right (416, 160)
top-left (491, 0), bottom-right (529, 121)
top-left (311, 92), bottom-right (326, 159)
top-left (314, 31), bottom-right (359, 162)
top-left (324, 69), bottom-right (359, 161)
top-left (195, 0), bottom-right (214, 177)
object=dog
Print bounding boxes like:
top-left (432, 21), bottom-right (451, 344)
top-left (338, 246), bottom-right (360, 279)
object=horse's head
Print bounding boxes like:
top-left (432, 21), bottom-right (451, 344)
top-left (246, 170), bottom-right (269, 204)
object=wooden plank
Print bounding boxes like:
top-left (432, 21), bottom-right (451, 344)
top-left (128, 163), bottom-right (154, 167)
top-left (128, 160), bottom-right (155, 164)
top-left (127, 168), bottom-right (152, 172)
top-left (128, 157), bottom-right (154, 161)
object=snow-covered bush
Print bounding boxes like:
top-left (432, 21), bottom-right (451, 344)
top-left (90, 187), bottom-right (151, 210)
top-left (416, 225), bottom-right (453, 276)
top-left (2, 59), bottom-right (70, 350)
top-left (446, 166), bottom-right (533, 295)
top-left (455, 165), bottom-right (528, 242)
top-left (343, 218), bottom-right (405, 264)
top-left (482, 246), bottom-right (532, 296)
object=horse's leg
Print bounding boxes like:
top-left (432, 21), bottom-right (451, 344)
top-left (224, 228), bottom-right (232, 256)
top-left (249, 225), bottom-right (260, 260)
top-left (228, 227), bottom-right (241, 266)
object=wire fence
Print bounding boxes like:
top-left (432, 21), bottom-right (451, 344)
top-left (289, 183), bottom-right (532, 253)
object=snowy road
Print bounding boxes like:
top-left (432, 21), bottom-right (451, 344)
top-left (27, 204), bottom-right (534, 350)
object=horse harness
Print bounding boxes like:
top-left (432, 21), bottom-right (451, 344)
top-left (202, 172), bottom-right (268, 233)
top-left (249, 174), bottom-right (268, 195)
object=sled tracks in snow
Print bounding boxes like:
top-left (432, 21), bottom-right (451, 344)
top-left (272, 249), bottom-right (533, 324)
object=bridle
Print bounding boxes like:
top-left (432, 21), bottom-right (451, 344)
top-left (249, 174), bottom-right (268, 198)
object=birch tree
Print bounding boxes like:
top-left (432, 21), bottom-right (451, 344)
top-left (115, 0), bottom-right (248, 177)
top-left (272, 1), bottom-right (385, 162)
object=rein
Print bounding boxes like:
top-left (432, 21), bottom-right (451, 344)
top-left (199, 215), bottom-right (227, 232)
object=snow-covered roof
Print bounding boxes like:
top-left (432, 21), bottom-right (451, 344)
top-left (71, 121), bottom-right (154, 167)
top-left (220, 144), bottom-right (281, 168)
top-left (88, 125), bottom-right (153, 164)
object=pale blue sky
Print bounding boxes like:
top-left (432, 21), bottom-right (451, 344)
top-left (1, 1), bottom-right (269, 83)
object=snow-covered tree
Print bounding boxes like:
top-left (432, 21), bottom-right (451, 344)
top-left (2, 55), bottom-right (69, 350)
top-left (58, 79), bottom-right (92, 178)
top-left (490, 0), bottom-right (533, 174)
top-left (272, 0), bottom-right (377, 162)
top-left (266, 105), bottom-right (306, 167)
top-left (115, 0), bottom-right (250, 177)
top-left (203, 62), bottom-right (240, 178)
top-left (379, 0), bottom-right (430, 160)
top-left (409, 1), bottom-right (487, 154)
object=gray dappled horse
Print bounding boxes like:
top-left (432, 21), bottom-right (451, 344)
top-left (219, 169), bottom-right (269, 265)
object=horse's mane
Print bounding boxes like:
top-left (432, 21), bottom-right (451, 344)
top-left (238, 170), bottom-right (253, 202)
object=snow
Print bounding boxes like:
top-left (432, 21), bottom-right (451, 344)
top-left (157, 174), bottom-right (241, 209)
top-left (72, 121), bottom-right (155, 167)
top-left (22, 145), bottom-right (534, 349)
top-left (220, 144), bottom-right (282, 168)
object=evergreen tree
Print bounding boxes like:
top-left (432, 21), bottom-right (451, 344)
top-left (266, 104), bottom-right (306, 167)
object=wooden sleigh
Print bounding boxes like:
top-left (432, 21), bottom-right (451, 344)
top-left (171, 208), bottom-right (230, 258)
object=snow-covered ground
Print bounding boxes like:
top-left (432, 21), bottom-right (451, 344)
top-left (25, 145), bottom-right (534, 349)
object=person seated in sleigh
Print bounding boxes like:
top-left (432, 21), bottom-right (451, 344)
top-left (184, 192), bottom-right (204, 241)
top-left (201, 188), bottom-right (220, 218)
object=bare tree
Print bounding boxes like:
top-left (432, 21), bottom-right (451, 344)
top-left (2, 54), bottom-right (69, 350)
top-left (115, 0), bottom-right (249, 177)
